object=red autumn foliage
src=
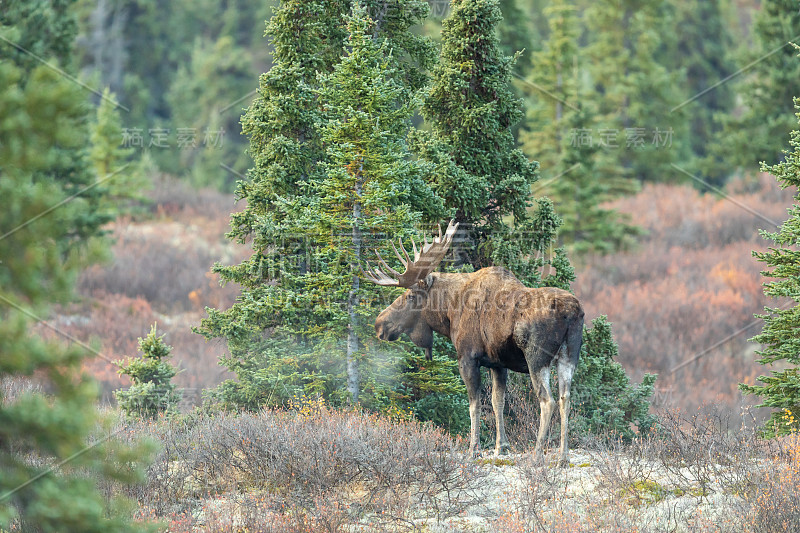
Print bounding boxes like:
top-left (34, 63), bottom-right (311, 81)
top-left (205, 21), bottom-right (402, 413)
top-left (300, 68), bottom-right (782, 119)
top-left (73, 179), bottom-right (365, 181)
top-left (574, 173), bottom-right (796, 412)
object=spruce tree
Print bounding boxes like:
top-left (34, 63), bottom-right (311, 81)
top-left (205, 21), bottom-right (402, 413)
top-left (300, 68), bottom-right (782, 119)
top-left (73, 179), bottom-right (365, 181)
top-left (519, 0), bottom-right (579, 177)
top-left (308, 3), bottom-right (446, 403)
top-left (739, 97), bottom-right (800, 437)
top-left (1, 0), bottom-right (114, 249)
top-left (717, 0), bottom-right (800, 173)
top-left (115, 325), bottom-right (181, 419)
top-left (0, 40), bottom-right (154, 533)
top-left (572, 316), bottom-right (657, 441)
top-left (668, 0), bottom-right (736, 185)
top-left (415, 0), bottom-right (555, 283)
top-left (165, 36), bottom-right (254, 190)
top-left (582, 0), bottom-right (689, 184)
top-left (497, 0), bottom-right (533, 63)
top-left (90, 87), bottom-right (147, 210)
top-left (198, 0), bottom-right (348, 410)
top-left (520, 0), bottom-right (639, 255)
top-left (198, 0), bottom-right (441, 409)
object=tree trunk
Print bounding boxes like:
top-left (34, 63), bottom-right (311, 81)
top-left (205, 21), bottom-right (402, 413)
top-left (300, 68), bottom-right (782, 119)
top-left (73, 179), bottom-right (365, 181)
top-left (347, 163), bottom-right (364, 403)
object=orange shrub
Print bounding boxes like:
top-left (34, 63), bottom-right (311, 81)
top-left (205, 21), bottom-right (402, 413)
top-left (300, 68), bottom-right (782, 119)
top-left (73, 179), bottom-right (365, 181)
top-left (574, 175), bottom-right (796, 412)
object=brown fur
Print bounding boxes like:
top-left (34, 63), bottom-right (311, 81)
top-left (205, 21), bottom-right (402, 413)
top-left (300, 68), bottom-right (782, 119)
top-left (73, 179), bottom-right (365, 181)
top-left (375, 266), bottom-right (584, 464)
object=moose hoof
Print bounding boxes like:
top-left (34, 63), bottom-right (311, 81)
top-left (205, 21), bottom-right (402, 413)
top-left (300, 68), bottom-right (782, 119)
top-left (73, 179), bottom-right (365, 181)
top-left (495, 444), bottom-right (511, 456)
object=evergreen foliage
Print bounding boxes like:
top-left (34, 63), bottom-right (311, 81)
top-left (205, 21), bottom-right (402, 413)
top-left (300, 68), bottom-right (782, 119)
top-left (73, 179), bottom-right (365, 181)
top-left (496, 0), bottom-right (532, 62)
top-left (1, 0), bottom-right (114, 249)
top-left (90, 87), bottom-right (147, 209)
top-left (198, 0), bottom-right (449, 411)
top-left (165, 36), bottom-right (254, 190)
top-left (520, 0), bottom-right (640, 255)
top-left (519, 0), bottom-right (579, 177)
top-left (415, 0), bottom-right (575, 289)
top-left (115, 325), bottom-right (181, 419)
top-left (0, 4), bottom-right (155, 528)
top-left (308, 4), bottom-right (446, 403)
top-left (583, 0), bottom-right (689, 184)
top-left (198, 0), bottom-right (349, 411)
top-left (668, 0), bottom-right (736, 186)
top-left (716, 0), bottom-right (800, 173)
top-left (572, 316), bottom-right (658, 442)
top-left (740, 97), bottom-right (800, 438)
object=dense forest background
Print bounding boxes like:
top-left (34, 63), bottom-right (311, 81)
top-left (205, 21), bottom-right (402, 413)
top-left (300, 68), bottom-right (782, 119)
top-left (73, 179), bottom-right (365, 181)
top-left (7, 0), bottom-right (800, 415)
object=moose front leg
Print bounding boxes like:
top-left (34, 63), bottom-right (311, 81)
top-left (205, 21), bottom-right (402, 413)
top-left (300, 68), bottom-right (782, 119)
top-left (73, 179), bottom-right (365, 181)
top-left (459, 357), bottom-right (482, 457)
top-left (490, 367), bottom-right (511, 456)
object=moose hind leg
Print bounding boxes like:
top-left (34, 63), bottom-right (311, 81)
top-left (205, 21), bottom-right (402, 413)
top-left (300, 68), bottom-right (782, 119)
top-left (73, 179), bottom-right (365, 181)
top-left (530, 365), bottom-right (555, 461)
top-left (557, 353), bottom-right (576, 467)
top-left (490, 367), bottom-right (511, 456)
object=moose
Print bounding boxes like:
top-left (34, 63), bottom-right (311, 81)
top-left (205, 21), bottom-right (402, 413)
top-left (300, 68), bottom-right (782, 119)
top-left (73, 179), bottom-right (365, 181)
top-left (362, 221), bottom-right (584, 465)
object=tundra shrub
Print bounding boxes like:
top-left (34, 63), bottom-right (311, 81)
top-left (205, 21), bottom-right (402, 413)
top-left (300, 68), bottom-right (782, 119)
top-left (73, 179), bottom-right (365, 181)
top-left (128, 405), bottom-right (486, 525)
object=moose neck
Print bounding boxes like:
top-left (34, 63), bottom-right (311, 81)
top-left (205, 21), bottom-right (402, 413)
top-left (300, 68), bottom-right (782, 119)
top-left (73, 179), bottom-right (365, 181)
top-left (422, 273), bottom-right (467, 340)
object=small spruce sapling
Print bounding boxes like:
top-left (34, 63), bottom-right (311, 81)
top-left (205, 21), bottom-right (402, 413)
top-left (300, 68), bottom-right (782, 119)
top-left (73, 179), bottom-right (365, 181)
top-left (115, 324), bottom-right (181, 419)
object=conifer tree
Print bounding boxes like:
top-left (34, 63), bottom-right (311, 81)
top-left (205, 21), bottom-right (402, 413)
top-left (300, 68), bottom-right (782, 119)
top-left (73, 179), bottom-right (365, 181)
top-left (115, 325), bottom-right (181, 419)
top-left (303, 3), bottom-right (445, 403)
top-left (519, 0), bottom-right (579, 176)
top-left (415, 0), bottom-right (560, 285)
top-left (198, 0), bottom-right (441, 409)
top-left (571, 316), bottom-right (657, 441)
top-left (198, 0), bottom-right (349, 410)
top-left (90, 87), bottom-right (147, 210)
top-left (668, 0), bottom-right (736, 185)
top-left (1, 0), bottom-right (114, 249)
top-left (520, 0), bottom-right (639, 255)
top-left (582, 0), bottom-right (689, 183)
top-left (739, 97), bottom-right (800, 437)
top-left (0, 27), bottom-right (154, 533)
top-left (556, 107), bottom-right (641, 255)
top-left (716, 0), bottom-right (800, 173)
top-left (165, 36), bottom-right (254, 190)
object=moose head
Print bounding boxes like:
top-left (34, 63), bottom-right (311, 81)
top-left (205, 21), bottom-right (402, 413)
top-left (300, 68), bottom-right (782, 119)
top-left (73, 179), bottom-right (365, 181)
top-left (362, 220), bottom-right (459, 360)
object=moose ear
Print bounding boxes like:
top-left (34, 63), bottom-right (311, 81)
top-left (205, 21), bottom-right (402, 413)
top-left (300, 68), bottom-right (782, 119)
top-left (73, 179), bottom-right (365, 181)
top-left (420, 273), bottom-right (435, 290)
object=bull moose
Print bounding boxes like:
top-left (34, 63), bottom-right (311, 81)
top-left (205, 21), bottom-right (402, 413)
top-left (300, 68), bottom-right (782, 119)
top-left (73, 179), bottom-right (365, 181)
top-left (362, 221), bottom-right (584, 465)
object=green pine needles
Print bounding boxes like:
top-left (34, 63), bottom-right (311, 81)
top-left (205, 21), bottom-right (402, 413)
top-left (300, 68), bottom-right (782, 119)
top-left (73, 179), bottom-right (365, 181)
top-left (740, 96), bottom-right (800, 438)
top-left (115, 324), bottom-right (181, 420)
top-left (572, 316), bottom-right (658, 441)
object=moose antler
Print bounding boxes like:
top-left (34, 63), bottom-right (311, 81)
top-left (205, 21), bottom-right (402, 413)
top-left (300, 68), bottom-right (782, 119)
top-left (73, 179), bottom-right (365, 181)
top-left (362, 220), bottom-right (459, 287)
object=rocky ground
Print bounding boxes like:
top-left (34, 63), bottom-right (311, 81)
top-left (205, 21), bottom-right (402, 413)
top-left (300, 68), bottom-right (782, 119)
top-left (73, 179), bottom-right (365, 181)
top-left (186, 447), bottom-right (759, 532)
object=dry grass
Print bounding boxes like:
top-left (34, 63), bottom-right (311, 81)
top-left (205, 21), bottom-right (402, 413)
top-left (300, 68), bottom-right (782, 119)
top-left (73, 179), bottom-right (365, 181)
top-left (3, 381), bottom-right (794, 533)
top-left (108, 404), bottom-right (800, 531)
top-left (117, 400), bottom-right (487, 531)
